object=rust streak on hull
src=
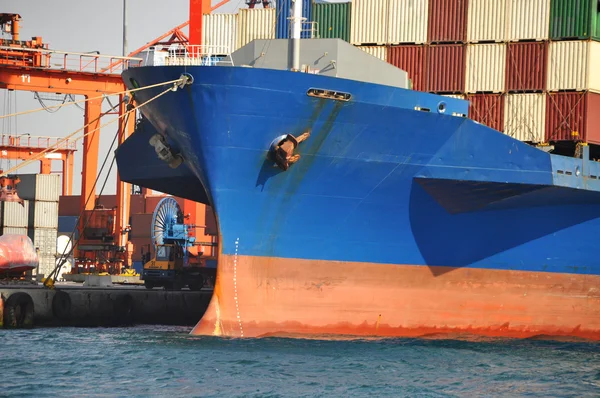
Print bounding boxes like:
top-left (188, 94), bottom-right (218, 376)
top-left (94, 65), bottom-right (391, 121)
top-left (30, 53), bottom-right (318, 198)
top-left (191, 255), bottom-right (600, 341)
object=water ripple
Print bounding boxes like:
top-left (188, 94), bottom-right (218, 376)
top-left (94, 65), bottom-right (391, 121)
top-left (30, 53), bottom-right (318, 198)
top-left (0, 326), bottom-right (598, 397)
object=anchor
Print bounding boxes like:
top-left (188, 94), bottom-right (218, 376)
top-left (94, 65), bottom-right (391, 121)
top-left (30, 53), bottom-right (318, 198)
top-left (270, 132), bottom-right (311, 171)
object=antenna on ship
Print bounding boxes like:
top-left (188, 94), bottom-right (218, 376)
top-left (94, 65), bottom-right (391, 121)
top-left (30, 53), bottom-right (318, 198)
top-left (289, 0), bottom-right (302, 72)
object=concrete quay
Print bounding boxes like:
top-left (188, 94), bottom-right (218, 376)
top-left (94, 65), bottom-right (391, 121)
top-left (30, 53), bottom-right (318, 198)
top-left (0, 282), bottom-right (212, 328)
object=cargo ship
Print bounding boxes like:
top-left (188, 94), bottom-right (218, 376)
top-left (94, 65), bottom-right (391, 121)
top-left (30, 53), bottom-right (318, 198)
top-left (116, 5), bottom-right (600, 340)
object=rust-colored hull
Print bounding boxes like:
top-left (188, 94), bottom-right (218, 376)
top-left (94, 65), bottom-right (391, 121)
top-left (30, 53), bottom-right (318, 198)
top-left (192, 254), bottom-right (600, 340)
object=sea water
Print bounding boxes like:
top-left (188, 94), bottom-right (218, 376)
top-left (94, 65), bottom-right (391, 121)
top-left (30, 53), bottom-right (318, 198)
top-left (1, 326), bottom-right (599, 397)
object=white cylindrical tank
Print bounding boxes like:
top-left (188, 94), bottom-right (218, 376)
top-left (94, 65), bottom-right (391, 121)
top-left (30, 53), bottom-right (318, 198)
top-left (55, 234), bottom-right (74, 281)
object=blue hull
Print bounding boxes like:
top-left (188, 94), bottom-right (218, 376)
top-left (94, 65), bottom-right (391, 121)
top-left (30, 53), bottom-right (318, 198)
top-left (118, 65), bottom-right (600, 276)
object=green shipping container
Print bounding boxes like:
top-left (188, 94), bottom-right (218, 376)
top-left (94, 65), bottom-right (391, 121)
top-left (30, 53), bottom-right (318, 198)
top-left (313, 1), bottom-right (351, 42)
top-left (550, 0), bottom-right (600, 40)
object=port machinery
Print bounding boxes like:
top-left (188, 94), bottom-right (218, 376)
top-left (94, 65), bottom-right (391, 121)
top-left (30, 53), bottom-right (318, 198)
top-left (0, 0), bottom-right (235, 281)
top-left (141, 197), bottom-right (216, 290)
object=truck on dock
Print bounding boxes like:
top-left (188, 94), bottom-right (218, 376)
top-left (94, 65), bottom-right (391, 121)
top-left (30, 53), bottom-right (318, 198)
top-left (141, 197), bottom-right (216, 290)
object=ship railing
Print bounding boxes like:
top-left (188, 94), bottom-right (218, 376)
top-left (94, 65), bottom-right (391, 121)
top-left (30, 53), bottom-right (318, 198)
top-left (0, 134), bottom-right (77, 151)
top-left (164, 44), bottom-right (234, 67)
top-left (288, 21), bottom-right (319, 39)
top-left (0, 46), bottom-right (143, 74)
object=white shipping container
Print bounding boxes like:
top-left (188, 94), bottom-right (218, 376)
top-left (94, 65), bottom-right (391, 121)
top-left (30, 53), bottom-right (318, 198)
top-left (388, 0), bottom-right (428, 44)
top-left (1, 227), bottom-right (27, 236)
top-left (37, 254), bottom-right (56, 279)
top-left (357, 46), bottom-right (388, 62)
top-left (442, 94), bottom-right (467, 100)
top-left (547, 41), bottom-right (600, 92)
top-left (237, 9), bottom-right (276, 49)
top-left (508, 0), bottom-right (550, 41)
top-left (16, 174), bottom-right (60, 202)
top-left (203, 13), bottom-right (238, 55)
top-left (29, 201), bottom-right (59, 229)
top-left (0, 200), bottom-right (29, 228)
top-left (350, 0), bottom-right (388, 45)
top-left (504, 93), bottom-right (546, 143)
top-left (467, 0), bottom-right (508, 42)
top-left (465, 43), bottom-right (507, 93)
top-left (28, 227), bottom-right (58, 256)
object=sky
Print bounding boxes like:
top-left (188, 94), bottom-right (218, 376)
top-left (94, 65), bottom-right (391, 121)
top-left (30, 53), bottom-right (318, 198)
top-left (0, 0), bottom-right (269, 195)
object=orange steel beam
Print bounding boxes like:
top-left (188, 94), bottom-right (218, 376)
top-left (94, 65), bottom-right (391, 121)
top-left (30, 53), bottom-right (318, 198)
top-left (0, 66), bottom-right (125, 96)
top-left (211, 0), bottom-right (232, 12)
top-left (63, 150), bottom-right (74, 195)
top-left (101, 21), bottom-right (190, 73)
top-left (115, 94), bottom-right (133, 251)
top-left (189, 0), bottom-right (211, 46)
top-left (0, 144), bottom-right (75, 195)
top-left (80, 94), bottom-right (102, 213)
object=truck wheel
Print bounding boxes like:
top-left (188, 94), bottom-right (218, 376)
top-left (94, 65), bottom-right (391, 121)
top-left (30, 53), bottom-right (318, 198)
top-left (144, 282), bottom-right (154, 290)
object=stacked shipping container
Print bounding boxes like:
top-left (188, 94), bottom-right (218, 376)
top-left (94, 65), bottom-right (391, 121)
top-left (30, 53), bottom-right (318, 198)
top-left (169, 0), bottom-right (600, 146)
top-left (324, 0), bottom-right (598, 145)
top-left (13, 174), bottom-right (61, 278)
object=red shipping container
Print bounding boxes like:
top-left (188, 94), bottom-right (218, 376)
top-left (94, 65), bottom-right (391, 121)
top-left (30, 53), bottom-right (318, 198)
top-left (59, 195), bottom-right (80, 216)
top-left (130, 195), bottom-right (145, 215)
top-left (426, 44), bottom-right (466, 93)
top-left (427, 0), bottom-right (468, 43)
top-left (129, 237), bottom-right (152, 262)
top-left (388, 45), bottom-right (426, 91)
top-left (545, 92), bottom-right (600, 144)
top-left (144, 195), bottom-right (185, 214)
top-left (506, 42), bottom-right (548, 93)
top-left (60, 194), bottom-right (145, 216)
top-left (205, 205), bottom-right (218, 236)
top-left (467, 93), bottom-right (506, 132)
top-left (130, 213), bottom-right (153, 238)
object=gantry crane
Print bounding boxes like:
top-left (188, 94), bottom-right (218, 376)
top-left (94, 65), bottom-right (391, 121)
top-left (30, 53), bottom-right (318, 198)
top-left (0, 12), bottom-right (137, 274)
top-left (0, 1), bottom-right (240, 274)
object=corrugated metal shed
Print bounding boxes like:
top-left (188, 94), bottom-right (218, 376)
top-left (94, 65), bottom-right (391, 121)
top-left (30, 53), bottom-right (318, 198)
top-left (0, 201), bottom-right (29, 228)
top-left (426, 44), bottom-right (466, 93)
top-left (467, 0), bottom-right (507, 42)
top-left (388, 0), bottom-right (429, 44)
top-left (550, 0), bottom-right (600, 40)
top-left (468, 93), bottom-right (505, 132)
top-left (428, 0), bottom-right (468, 43)
top-left (237, 8), bottom-right (276, 48)
top-left (545, 91), bottom-right (600, 143)
top-left (547, 40), bottom-right (600, 92)
top-left (313, 2), bottom-right (351, 42)
top-left (508, 0), bottom-right (550, 41)
top-left (16, 174), bottom-right (60, 202)
top-left (465, 43), bottom-right (506, 93)
top-left (388, 45), bottom-right (426, 91)
top-left (202, 13), bottom-right (238, 54)
top-left (350, 0), bottom-right (388, 44)
top-left (29, 201), bottom-right (59, 229)
top-left (276, 0), bottom-right (313, 39)
top-left (506, 41), bottom-right (548, 92)
top-left (357, 45), bottom-right (388, 62)
top-left (504, 93), bottom-right (547, 143)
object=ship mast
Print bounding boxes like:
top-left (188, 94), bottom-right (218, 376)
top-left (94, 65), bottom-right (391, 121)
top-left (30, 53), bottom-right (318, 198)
top-left (290, 0), bottom-right (302, 71)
